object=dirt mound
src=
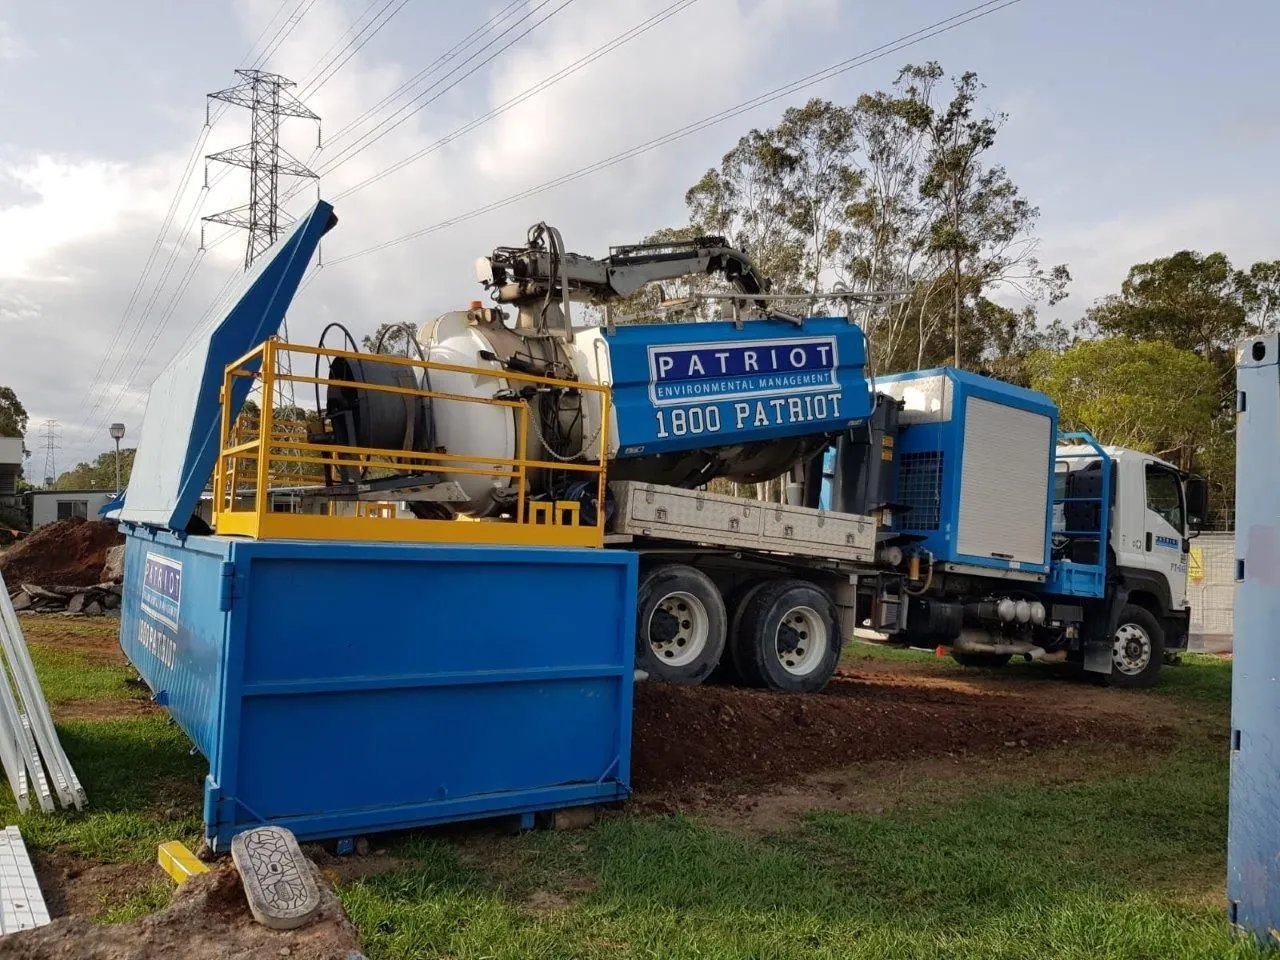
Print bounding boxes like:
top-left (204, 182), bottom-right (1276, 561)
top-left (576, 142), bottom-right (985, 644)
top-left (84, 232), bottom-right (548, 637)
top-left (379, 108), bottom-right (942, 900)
top-left (0, 518), bottom-right (124, 590)
top-left (631, 674), bottom-right (1151, 798)
top-left (1, 862), bottom-right (360, 960)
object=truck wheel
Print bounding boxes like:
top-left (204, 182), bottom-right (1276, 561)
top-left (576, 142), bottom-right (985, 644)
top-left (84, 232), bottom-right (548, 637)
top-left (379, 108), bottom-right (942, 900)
top-left (951, 651), bottom-right (1012, 668)
top-left (635, 565), bottom-right (726, 685)
top-left (1106, 605), bottom-right (1165, 689)
top-left (734, 580), bottom-right (840, 693)
top-left (721, 580), bottom-right (772, 683)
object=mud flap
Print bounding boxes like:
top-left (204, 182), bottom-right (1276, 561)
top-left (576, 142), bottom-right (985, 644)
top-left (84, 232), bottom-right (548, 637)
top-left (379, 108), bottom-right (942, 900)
top-left (1083, 588), bottom-right (1129, 676)
top-left (1083, 640), bottom-right (1112, 675)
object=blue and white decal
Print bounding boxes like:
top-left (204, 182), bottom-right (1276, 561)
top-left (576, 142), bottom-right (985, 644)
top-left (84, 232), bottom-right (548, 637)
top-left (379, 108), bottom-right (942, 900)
top-left (647, 337), bottom-right (839, 405)
top-left (1153, 534), bottom-right (1180, 550)
top-left (138, 552), bottom-right (181, 669)
top-left (606, 317), bottom-right (871, 459)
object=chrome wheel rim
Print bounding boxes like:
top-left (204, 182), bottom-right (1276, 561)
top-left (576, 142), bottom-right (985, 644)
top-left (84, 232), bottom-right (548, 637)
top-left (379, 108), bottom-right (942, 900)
top-left (648, 591), bottom-right (709, 667)
top-left (1112, 622), bottom-right (1152, 675)
top-left (775, 605), bottom-right (827, 676)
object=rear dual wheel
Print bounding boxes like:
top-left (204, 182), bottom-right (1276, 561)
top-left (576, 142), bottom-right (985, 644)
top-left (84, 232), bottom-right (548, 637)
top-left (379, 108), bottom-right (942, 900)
top-left (635, 565), bottom-right (726, 685)
top-left (731, 580), bottom-right (841, 693)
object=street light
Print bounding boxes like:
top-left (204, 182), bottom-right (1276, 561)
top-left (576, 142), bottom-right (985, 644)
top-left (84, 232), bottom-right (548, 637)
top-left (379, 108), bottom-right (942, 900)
top-left (109, 423), bottom-right (126, 493)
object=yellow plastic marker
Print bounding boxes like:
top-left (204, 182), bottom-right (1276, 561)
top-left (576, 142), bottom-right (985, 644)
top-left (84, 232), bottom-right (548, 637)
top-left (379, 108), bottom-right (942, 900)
top-left (157, 841), bottom-right (209, 885)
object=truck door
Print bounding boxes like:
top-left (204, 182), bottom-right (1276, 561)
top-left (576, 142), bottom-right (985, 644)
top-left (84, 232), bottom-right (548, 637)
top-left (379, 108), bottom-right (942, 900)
top-left (1141, 461), bottom-right (1189, 606)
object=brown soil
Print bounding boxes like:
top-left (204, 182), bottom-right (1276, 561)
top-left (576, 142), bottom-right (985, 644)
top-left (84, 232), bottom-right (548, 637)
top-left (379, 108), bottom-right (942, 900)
top-left (0, 519), bottom-right (123, 590)
top-left (33, 853), bottom-right (157, 922)
top-left (630, 667), bottom-right (1176, 804)
top-left (0, 862), bottom-right (361, 960)
top-left (53, 699), bottom-right (156, 723)
top-left (19, 615), bottom-right (125, 663)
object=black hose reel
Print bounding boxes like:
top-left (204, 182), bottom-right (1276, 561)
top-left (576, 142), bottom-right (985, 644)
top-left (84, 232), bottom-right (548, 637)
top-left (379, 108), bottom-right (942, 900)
top-left (324, 356), bottom-right (434, 483)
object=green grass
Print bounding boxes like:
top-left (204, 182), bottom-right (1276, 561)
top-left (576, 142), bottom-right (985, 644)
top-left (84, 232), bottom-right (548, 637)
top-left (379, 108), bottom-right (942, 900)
top-left (97, 880), bottom-right (174, 925)
top-left (0, 716), bottom-right (205, 862)
top-left (333, 654), bottom-right (1265, 960)
top-left (339, 739), bottom-right (1265, 960)
top-left (3, 624), bottom-right (205, 864)
top-left (11, 617), bottom-right (1263, 955)
top-left (27, 645), bottom-right (142, 704)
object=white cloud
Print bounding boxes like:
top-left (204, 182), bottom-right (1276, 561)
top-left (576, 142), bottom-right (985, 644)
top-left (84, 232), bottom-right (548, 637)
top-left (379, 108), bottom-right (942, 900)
top-left (0, 20), bottom-right (29, 61)
top-left (1041, 193), bottom-right (1280, 310)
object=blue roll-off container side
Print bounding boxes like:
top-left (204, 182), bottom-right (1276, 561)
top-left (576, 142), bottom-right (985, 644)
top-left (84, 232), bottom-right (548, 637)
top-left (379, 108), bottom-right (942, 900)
top-left (119, 527), bottom-right (637, 851)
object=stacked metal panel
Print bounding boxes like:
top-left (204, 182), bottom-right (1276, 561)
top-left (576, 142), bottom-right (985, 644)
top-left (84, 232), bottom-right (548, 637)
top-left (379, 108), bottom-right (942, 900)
top-left (0, 573), bottom-right (85, 812)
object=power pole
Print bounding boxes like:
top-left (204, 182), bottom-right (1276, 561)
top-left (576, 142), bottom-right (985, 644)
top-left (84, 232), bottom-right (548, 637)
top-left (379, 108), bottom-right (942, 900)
top-left (39, 420), bottom-right (59, 488)
top-left (202, 69), bottom-right (320, 415)
top-left (202, 69), bottom-right (320, 269)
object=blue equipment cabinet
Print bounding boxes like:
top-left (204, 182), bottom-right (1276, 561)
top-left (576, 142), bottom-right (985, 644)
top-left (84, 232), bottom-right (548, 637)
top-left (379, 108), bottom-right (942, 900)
top-left (1227, 334), bottom-right (1280, 943)
top-left (119, 530), bottom-right (635, 851)
top-left (874, 368), bottom-right (1058, 578)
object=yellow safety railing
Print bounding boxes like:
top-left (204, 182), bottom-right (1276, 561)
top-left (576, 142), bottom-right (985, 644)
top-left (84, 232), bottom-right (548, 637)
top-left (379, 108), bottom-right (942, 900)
top-left (212, 338), bottom-right (611, 548)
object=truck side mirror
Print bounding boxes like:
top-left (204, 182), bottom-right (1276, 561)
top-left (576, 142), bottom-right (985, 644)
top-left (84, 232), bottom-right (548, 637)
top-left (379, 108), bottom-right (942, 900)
top-left (1185, 475), bottom-right (1208, 532)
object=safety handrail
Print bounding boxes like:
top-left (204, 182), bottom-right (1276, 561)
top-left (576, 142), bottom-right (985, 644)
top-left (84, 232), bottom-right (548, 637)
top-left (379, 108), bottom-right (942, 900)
top-left (213, 338), bottom-right (611, 549)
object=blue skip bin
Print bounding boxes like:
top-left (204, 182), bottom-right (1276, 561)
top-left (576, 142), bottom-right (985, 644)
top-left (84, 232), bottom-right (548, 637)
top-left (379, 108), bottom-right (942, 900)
top-left (119, 528), bottom-right (637, 851)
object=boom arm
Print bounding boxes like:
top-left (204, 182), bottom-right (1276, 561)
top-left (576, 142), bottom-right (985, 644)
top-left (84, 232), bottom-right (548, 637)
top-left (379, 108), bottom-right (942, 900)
top-left (476, 223), bottom-right (769, 335)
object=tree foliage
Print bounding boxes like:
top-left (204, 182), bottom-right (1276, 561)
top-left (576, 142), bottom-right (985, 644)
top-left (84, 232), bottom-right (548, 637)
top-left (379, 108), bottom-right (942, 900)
top-left (657, 64), bottom-right (1066, 371)
top-left (1028, 339), bottom-right (1219, 471)
top-left (1084, 251), bottom-right (1248, 357)
top-left (55, 448), bottom-right (136, 491)
top-left (360, 323), bottom-right (418, 355)
top-left (0, 387), bottom-right (28, 438)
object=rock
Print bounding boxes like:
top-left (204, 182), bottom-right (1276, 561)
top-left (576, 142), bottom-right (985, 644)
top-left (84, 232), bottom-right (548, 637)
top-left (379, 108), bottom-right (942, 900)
top-left (231, 827), bottom-right (322, 931)
top-left (84, 601), bottom-right (103, 616)
top-left (66, 593), bottom-right (86, 614)
top-left (101, 592), bottom-right (120, 610)
top-left (20, 584), bottom-right (63, 602)
top-left (11, 592), bottom-right (31, 611)
top-left (102, 544), bottom-right (126, 582)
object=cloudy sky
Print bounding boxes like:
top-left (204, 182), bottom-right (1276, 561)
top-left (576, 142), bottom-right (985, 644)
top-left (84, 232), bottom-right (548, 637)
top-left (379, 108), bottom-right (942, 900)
top-left (2, 0), bottom-right (1278, 471)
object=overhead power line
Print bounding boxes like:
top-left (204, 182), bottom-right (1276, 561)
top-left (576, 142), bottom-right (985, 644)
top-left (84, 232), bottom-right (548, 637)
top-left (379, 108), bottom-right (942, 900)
top-left (78, 0), bottom-right (321, 425)
top-left (298, 0), bottom-right (415, 97)
top-left (331, 0), bottom-right (702, 202)
top-left (325, 0), bottom-right (1024, 268)
top-left (308, 0), bottom-right (576, 180)
top-left (319, 0), bottom-right (525, 148)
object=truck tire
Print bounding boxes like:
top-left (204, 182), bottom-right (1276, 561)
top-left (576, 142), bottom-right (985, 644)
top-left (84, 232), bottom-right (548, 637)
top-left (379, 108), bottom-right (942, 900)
top-left (712, 580), bottom-right (771, 683)
top-left (733, 579), bottom-right (840, 693)
top-left (635, 564), bottom-right (726, 685)
top-left (1106, 604), bottom-right (1165, 689)
top-left (951, 651), bottom-right (1012, 668)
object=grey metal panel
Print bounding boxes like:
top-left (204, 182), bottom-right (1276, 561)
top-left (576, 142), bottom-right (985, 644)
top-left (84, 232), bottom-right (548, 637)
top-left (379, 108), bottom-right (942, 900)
top-left (612, 482), bottom-right (874, 562)
top-left (956, 396), bottom-right (1050, 566)
top-left (120, 202), bottom-right (335, 530)
top-left (1228, 332), bottom-right (1280, 942)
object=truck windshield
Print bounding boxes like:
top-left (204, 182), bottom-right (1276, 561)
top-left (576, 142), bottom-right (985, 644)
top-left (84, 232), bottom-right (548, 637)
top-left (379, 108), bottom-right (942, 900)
top-left (1145, 464), bottom-right (1184, 532)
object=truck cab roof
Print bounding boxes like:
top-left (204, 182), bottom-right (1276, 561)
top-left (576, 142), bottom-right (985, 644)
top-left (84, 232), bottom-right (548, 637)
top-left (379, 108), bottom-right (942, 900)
top-left (1055, 443), bottom-right (1180, 475)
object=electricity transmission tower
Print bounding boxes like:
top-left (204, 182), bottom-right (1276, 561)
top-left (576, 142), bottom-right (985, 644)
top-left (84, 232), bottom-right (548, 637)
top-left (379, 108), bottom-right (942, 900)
top-left (203, 69), bottom-right (320, 414)
top-left (202, 69), bottom-right (320, 270)
top-left (39, 420), bottom-right (59, 487)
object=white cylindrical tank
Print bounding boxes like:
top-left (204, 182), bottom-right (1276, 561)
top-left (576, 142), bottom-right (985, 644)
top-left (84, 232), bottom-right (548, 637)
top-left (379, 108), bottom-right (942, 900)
top-left (420, 311), bottom-right (519, 516)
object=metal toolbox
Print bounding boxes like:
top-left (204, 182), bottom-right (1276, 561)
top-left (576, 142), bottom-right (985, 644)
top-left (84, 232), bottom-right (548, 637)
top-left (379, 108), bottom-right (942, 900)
top-left (611, 481), bottom-right (875, 562)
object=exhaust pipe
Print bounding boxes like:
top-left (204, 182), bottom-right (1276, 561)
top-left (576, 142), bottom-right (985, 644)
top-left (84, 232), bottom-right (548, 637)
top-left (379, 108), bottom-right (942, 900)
top-left (952, 633), bottom-right (1067, 663)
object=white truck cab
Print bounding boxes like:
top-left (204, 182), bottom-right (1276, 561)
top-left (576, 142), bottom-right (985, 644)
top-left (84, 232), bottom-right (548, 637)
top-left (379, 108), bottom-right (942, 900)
top-left (1055, 444), bottom-right (1206, 682)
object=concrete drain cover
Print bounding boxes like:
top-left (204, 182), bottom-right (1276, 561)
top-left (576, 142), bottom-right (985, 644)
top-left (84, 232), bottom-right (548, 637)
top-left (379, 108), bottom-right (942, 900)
top-left (230, 826), bottom-right (320, 930)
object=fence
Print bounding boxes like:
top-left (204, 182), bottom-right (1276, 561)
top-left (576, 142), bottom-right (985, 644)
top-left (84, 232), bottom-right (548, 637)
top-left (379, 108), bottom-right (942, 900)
top-left (1189, 532), bottom-right (1234, 649)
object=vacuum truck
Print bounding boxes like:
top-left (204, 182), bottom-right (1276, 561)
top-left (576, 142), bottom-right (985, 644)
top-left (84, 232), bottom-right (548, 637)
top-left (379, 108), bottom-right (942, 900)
top-left (321, 222), bottom-right (1207, 691)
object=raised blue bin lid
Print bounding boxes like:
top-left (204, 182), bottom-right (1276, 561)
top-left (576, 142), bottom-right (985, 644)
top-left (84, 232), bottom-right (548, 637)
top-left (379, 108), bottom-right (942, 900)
top-left (118, 201), bottom-right (336, 531)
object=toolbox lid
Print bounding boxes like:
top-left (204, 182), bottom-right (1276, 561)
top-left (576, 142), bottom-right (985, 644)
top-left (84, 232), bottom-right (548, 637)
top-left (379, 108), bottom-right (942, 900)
top-left (118, 201), bottom-right (336, 531)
